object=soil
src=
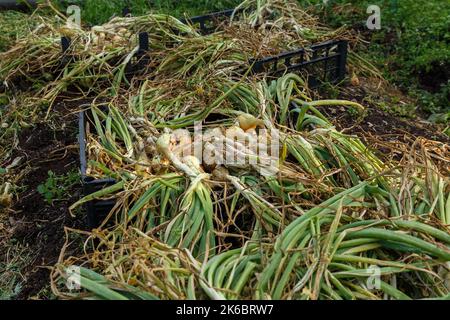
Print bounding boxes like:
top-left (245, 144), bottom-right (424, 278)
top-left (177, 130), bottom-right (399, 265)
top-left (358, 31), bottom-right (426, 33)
top-left (417, 61), bottom-right (450, 93)
top-left (319, 102), bottom-right (450, 144)
top-left (318, 78), bottom-right (450, 144)
top-left (313, 79), bottom-right (450, 176)
top-left (2, 101), bottom-right (85, 299)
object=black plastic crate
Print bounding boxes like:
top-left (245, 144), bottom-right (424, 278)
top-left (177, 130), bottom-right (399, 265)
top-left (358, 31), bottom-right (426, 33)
top-left (78, 111), bottom-right (117, 229)
top-left (61, 9), bottom-right (347, 88)
top-left (250, 39), bottom-right (348, 88)
top-left (78, 41), bottom-right (348, 229)
top-left (75, 16), bottom-right (348, 229)
top-left (180, 8), bottom-right (243, 35)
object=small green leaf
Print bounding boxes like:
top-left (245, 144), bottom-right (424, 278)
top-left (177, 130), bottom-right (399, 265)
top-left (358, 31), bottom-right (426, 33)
top-left (37, 185), bottom-right (46, 194)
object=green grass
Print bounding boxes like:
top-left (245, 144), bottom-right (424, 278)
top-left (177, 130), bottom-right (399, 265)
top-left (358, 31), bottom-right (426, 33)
top-left (57, 0), bottom-right (242, 26)
top-left (302, 0), bottom-right (450, 118)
